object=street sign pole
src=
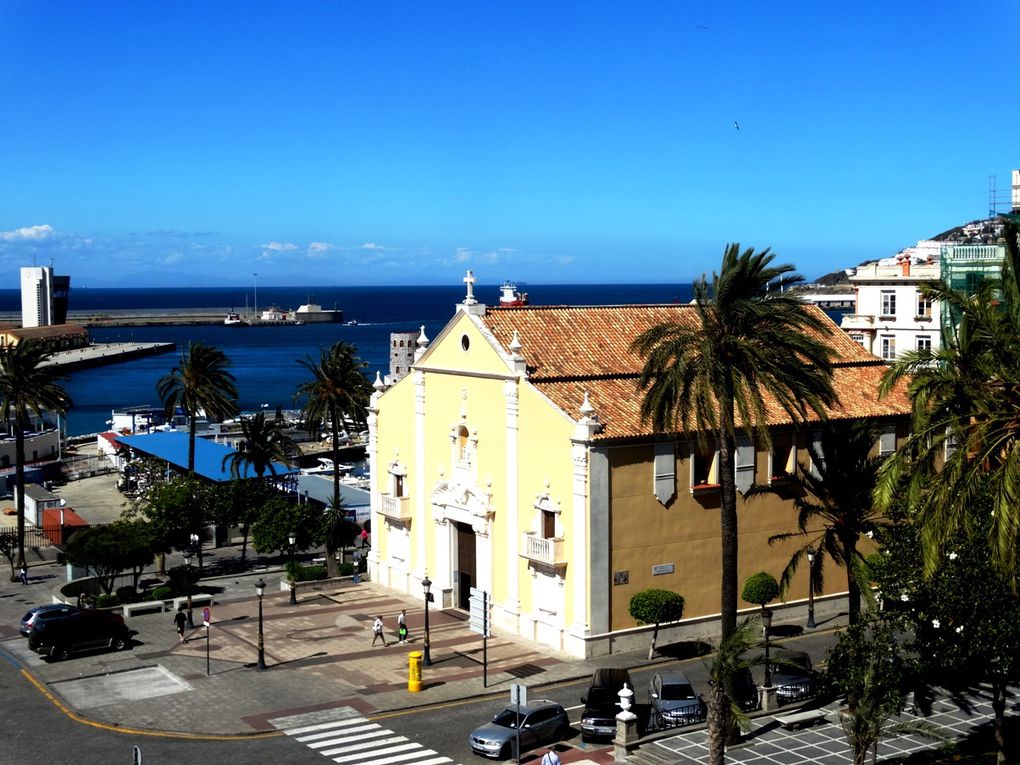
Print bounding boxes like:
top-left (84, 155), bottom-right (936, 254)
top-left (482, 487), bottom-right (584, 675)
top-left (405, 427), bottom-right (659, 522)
top-left (468, 588), bottom-right (490, 687)
top-left (203, 607), bottom-right (211, 676)
top-left (510, 683), bottom-right (527, 764)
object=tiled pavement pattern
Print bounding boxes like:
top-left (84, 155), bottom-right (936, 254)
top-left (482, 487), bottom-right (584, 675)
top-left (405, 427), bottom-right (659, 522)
top-left (638, 685), bottom-right (1017, 764)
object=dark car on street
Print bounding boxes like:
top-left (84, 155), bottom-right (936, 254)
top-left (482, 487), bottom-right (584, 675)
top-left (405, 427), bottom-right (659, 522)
top-left (20, 603), bottom-right (80, 637)
top-left (770, 649), bottom-right (814, 704)
top-left (580, 668), bottom-right (633, 741)
top-left (27, 608), bottom-right (131, 660)
top-left (648, 670), bottom-right (705, 728)
top-left (468, 700), bottom-right (569, 759)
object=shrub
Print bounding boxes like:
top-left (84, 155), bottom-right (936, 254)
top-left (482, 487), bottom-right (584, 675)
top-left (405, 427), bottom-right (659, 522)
top-left (150, 586), bottom-right (172, 601)
top-left (166, 564), bottom-right (200, 596)
top-left (96, 594), bottom-right (119, 608)
top-left (742, 572), bottom-right (780, 606)
top-left (338, 562), bottom-right (354, 576)
top-left (116, 586), bottom-right (139, 604)
top-left (304, 565), bottom-right (328, 581)
top-left (286, 560), bottom-right (305, 581)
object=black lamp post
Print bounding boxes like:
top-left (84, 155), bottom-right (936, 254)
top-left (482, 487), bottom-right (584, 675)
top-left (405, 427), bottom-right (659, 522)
top-left (762, 607), bottom-right (773, 688)
top-left (183, 550), bottom-right (195, 629)
top-left (288, 531), bottom-right (297, 606)
top-left (255, 577), bottom-right (266, 670)
top-left (806, 546), bottom-right (817, 628)
top-left (422, 573), bottom-right (433, 667)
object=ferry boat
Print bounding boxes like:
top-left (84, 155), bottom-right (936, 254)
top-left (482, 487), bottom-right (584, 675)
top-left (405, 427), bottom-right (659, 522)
top-left (498, 281), bottom-right (529, 307)
top-left (295, 297), bottom-right (344, 323)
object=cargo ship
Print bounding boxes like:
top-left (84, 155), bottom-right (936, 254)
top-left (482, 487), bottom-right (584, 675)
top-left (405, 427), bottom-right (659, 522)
top-left (294, 297), bottom-right (344, 323)
top-left (498, 282), bottom-right (529, 307)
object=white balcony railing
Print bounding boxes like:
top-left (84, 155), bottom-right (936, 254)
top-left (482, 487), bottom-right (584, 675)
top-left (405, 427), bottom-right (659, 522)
top-left (378, 493), bottom-right (412, 521)
top-left (520, 532), bottom-right (565, 566)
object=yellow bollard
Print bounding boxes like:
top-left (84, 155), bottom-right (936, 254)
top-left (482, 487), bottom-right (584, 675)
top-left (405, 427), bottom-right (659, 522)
top-left (408, 650), bottom-right (423, 693)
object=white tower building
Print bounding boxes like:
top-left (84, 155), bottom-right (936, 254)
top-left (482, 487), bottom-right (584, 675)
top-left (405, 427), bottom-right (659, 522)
top-left (20, 266), bottom-right (54, 328)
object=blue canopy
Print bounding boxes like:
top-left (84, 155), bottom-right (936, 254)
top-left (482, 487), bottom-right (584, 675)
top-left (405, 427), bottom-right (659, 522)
top-left (116, 431), bottom-right (293, 483)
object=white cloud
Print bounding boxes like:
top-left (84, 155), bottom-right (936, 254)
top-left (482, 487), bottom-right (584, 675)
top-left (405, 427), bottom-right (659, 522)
top-left (307, 241), bottom-right (334, 255)
top-left (1, 224), bottom-right (56, 241)
top-left (261, 241), bottom-right (299, 252)
top-left (361, 242), bottom-right (386, 251)
top-left (455, 247), bottom-right (473, 262)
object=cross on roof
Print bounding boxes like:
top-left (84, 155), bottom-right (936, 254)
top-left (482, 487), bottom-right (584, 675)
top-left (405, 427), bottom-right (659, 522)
top-left (463, 270), bottom-right (477, 305)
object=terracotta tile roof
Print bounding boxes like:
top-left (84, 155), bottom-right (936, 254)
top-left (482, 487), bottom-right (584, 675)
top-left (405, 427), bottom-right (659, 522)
top-left (480, 304), bottom-right (910, 440)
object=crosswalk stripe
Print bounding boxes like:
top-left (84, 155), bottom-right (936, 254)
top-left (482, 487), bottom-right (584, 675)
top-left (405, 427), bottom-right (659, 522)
top-left (319, 736), bottom-right (408, 757)
top-left (285, 717), bottom-right (368, 736)
top-left (332, 742), bottom-right (421, 763)
top-left (307, 725), bottom-right (383, 748)
top-left (301, 728), bottom-right (395, 745)
top-left (406, 758), bottom-right (452, 765)
top-left (338, 749), bottom-right (440, 765)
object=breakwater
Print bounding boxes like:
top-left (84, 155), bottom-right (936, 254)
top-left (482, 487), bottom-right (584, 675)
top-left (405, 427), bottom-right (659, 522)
top-left (45, 342), bottom-right (176, 371)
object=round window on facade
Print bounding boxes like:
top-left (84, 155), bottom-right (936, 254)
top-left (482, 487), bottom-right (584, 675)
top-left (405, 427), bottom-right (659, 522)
top-left (461, 334), bottom-right (470, 351)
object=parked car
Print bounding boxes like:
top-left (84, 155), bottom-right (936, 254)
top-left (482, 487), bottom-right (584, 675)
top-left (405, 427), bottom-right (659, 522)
top-left (648, 670), bottom-right (705, 728)
top-left (770, 649), bottom-right (814, 704)
top-left (468, 700), bottom-right (569, 759)
top-left (710, 667), bottom-right (760, 712)
top-left (27, 608), bottom-right (131, 661)
top-left (20, 603), bottom-right (80, 637)
top-left (580, 668), bottom-right (633, 741)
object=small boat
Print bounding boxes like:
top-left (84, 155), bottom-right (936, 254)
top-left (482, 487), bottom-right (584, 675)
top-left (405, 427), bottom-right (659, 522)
top-left (301, 457), bottom-right (354, 476)
top-left (224, 310), bottom-right (246, 326)
top-left (498, 281), bottom-right (529, 307)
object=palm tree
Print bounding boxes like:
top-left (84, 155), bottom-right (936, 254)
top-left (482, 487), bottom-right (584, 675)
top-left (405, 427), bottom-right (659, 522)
top-left (877, 219), bottom-right (1020, 581)
top-left (221, 411), bottom-right (298, 563)
top-left (759, 420), bottom-right (887, 624)
top-left (0, 341), bottom-right (72, 575)
top-left (705, 618), bottom-right (760, 765)
top-left (632, 244), bottom-right (837, 641)
top-left (295, 341), bottom-right (372, 575)
top-left (157, 341), bottom-right (239, 474)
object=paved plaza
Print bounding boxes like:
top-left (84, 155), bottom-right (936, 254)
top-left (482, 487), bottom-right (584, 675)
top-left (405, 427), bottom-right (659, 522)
top-left (640, 685), bottom-right (1017, 764)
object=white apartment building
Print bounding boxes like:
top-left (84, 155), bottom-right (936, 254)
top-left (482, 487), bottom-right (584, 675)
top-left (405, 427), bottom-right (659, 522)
top-left (20, 266), bottom-right (54, 328)
top-left (841, 253), bottom-right (941, 362)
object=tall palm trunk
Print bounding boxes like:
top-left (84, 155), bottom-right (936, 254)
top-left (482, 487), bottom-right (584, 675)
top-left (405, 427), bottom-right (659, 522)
top-left (993, 678), bottom-right (1007, 765)
top-left (718, 428), bottom-right (739, 641)
top-left (326, 401), bottom-right (342, 578)
top-left (14, 414), bottom-right (26, 574)
top-left (706, 683), bottom-right (729, 765)
top-left (843, 535), bottom-right (861, 624)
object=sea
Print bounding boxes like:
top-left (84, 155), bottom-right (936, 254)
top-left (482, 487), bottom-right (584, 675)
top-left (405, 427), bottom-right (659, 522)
top-left (0, 283), bottom-right (706, 437)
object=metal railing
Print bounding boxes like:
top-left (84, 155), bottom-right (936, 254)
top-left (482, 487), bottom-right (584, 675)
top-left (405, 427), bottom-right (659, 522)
top-left (645, 703), bottom-right (706, 732)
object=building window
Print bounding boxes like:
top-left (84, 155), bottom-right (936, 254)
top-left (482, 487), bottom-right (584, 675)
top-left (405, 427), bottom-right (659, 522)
top-left (881, 336), bottom-right (896, 360)
top-left (881, 291), bottom-right (896, 317)
top-left (768, 434), bottom-right (796, 483)
top-left (916, 336), bottom-right (931, 352)
top-left (879, 426), bottom-right (896, 456)
top-left (916, 292), bottom-right (932, 318)
top-left (690, 449), bottom-right (719, 489)
top-left (457, 425), bottom-right (469, 461)
top-left (849, 333), bottom-right (866, 347)
top-left (541, 509), bottom-right (556, 539)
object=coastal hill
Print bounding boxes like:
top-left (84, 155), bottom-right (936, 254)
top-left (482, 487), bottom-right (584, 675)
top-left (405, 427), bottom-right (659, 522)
top-left (809, 215), bottom-right (1010, 288)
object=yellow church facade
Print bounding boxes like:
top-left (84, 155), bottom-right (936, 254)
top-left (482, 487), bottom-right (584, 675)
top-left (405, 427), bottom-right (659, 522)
top-left (367, 281), bottom-right (912, 658)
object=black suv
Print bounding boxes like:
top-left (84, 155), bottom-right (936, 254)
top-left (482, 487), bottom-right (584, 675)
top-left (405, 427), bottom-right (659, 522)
top-left (579, 668), bottom-right (633, 741)
top-left (28, 608), bottom-right (131, 661)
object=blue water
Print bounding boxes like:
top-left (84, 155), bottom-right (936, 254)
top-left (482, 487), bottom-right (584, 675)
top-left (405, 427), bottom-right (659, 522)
top-left (33, 283), bottom-right (698, 436)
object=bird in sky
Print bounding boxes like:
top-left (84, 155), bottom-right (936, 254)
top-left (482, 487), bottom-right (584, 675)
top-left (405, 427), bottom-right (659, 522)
top-left (734, 121), bottom-right (740, 130)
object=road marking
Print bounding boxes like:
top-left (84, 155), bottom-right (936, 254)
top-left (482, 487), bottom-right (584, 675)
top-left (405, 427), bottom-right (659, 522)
top-left (273, 709), bottom-right (462, 765)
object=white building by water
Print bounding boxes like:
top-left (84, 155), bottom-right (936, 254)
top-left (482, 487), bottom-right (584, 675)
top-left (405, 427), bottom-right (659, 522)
top-left (20, 266), bottom-right (55, 328)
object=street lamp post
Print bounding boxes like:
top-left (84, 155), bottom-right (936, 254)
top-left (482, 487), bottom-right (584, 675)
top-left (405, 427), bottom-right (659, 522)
top-left (183, 551), bottom-right (195, 629)
top-left (255, 578), bottom-right (266, 670)
top-left (806, 547), bottom-right (817, 629)
top-left (422, 573), bottom-right (433, 667)
top-left (288, 531), bottom-right (297, 606)
top-left (763, 607), bottom-right (773, 688)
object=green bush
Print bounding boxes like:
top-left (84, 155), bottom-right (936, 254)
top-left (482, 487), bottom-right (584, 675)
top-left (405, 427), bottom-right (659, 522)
top-left (116, 586), bottom-right (139, 604)
top-left (166, 564), bottom-right (200, 596)
top-left (304, 565), bottom-right (328, 581)
top-left (339, 562), bottom-right (354, 576)
top-left (286, 560), bottom-right (305, 581)
top-left (96, 594), bottom-right (119, 608)
top-left (742, 571), bottom-right (780, 606)
top-left (149, 586), bottom-right (172, 601)
top-left (628, 588), bottom-right (685, 626)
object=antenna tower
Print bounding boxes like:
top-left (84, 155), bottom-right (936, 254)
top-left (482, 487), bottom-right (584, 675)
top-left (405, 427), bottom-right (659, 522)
top-left (988, 173), bottom-right (1009, 217)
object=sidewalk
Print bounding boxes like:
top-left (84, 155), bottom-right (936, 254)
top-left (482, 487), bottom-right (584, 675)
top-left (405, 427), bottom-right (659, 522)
top-left (0, 570), bottom-right (653, 737)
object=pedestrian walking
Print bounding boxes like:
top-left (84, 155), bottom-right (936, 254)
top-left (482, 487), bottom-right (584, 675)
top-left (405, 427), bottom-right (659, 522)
top-left (173, 607), bottom-right (188, 644)
top-left (540, 749), bottom-right (561, 765)
top-left (397, 609), bottom-right (408, 643)
top-left (18, 563), bottom-right (28, 585)
top-left (372, 615), bottom-right (386, 647)
top-left (360, 528), bottom-right (370, 549)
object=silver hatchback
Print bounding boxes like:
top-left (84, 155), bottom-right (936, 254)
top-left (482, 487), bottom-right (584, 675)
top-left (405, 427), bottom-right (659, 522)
top-left (468, 700), bottom-right (569, 759)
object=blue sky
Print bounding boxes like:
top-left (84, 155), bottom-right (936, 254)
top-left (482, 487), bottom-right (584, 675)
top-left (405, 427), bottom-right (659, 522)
top-left (1, 1), bottom-right (1017, 288)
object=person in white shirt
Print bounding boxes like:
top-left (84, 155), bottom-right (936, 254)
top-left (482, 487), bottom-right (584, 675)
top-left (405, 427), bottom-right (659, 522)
top-left (372, 615), bottom-right (386, 646)
top-left (540, 749), bottom-right (560, 765)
